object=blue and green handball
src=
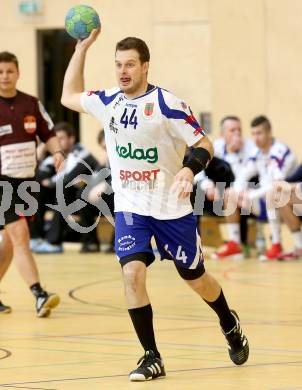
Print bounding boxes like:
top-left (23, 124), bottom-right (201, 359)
top-left (65, 5), bottom-right (100, 40)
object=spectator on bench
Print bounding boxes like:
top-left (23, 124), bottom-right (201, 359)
top-left (195, 116), bottom-right (256, 259)
top-left (85, 130), bottom-right (115, 253)
top-left (223, 116), bottom-right (297, 261)
top-left (32, 122), bottom-right (103, 253)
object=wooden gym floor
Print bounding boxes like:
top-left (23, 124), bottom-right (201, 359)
top-left (0, 244), bottom-right (301, 389)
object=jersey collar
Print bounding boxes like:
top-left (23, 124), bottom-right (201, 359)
top-left (123, 84), bottom-right (157, 101)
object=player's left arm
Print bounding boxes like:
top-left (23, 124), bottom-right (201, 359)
top-left (173, 135), bottom-right (214, 199)
top-left (35, 99), bottom-right (66, 172)
top-left (192, 135), bottom-right (214, 158)
top-left (45, 136), bottom-right (66, 172)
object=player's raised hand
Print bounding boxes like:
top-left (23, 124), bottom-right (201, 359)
top-left (76, 28), bottom-right (101, 52)
top-left (172, 167), bottom-right (194, 199)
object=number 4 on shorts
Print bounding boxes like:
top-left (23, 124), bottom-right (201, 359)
top-left (164, 244), bottom-right (187, 264)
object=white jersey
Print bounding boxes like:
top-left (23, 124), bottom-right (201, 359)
top-left (194, 137), bottom-right (254, 190)
top-left (214, 137), bottom-right (255, 178)
top-left (81, 86), bottom-right (205, 219)
top-left (234, 138), bottom-right (298, 200)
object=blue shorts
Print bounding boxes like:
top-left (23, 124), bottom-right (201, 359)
top-left (115, 212), bottom-right (204, 270)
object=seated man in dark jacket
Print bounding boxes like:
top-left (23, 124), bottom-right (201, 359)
top-left (32, 122), bottom-right (105, 253)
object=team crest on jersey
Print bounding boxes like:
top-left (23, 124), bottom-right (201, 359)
top-left (24, 115), bottom-right (37, 134)
top-left (144, 102), bottom-right (155, 117)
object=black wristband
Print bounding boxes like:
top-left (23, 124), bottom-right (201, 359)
top-left (183, 147), bottom-right (211, 175)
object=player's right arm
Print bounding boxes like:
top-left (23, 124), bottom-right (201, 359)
top-left (61, 29), bottom-right (100, 112)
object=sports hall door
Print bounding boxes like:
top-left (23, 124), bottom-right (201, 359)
top-left (37, 29), bottom-right (79, 140)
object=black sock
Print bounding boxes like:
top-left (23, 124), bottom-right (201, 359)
top-left (203, 290), bottom-right (236, 333)
top-left (128, 304), bottom-right (160, 358)
top-left (30, 283), bottom-right (45, 298)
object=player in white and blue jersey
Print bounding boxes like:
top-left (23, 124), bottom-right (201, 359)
top-left (196, 116), bottom-right (256, 259)
top-left (229, 116), bottom-right (297, 260)
top-left (61, 30), bottom-right (249, 381)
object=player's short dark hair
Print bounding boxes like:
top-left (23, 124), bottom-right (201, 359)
top-left (220, 116), bottom-right (241, 128)
top-left (0, 51), bottom-right (19, 69)
top-left (115, 37), bottom-right (150, 63)
top-left (251, 115), bottom-right (271, 130)
top-left (53, 121), bottom-right (75, 137)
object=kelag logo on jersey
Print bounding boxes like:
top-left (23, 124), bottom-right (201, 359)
top-left (115, 141), bottom-right (158, 164)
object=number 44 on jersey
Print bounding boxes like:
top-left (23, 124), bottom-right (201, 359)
top-left (120, 108), bottom-right (138, 129)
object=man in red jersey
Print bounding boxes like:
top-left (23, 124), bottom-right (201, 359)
top-left (0, 51), bottom-right (64, 317)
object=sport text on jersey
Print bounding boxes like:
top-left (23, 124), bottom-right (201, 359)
top-left (120, 169), bottom-right (160, 191)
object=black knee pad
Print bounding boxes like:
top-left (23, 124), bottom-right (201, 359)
top-left (120, 252), bottom-right (155, 268)
top-left (174, 263), bottom-right (205, 280)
